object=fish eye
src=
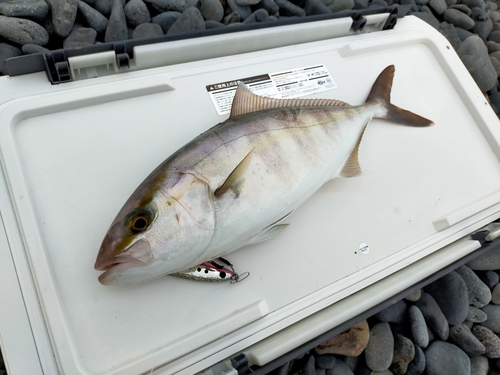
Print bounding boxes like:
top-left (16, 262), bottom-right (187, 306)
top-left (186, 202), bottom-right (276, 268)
top-left (127, 209), bottom-right (153, 234)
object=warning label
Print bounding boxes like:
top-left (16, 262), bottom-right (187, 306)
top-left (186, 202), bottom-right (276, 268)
top-left (206, 64), bottom-right (337, 116)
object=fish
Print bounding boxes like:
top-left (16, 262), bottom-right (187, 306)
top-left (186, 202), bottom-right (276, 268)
top-left (94, 65), bottom-right (433, 285)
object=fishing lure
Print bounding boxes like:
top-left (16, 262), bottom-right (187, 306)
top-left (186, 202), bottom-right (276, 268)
top-left (170, 257), bottom-right (249, 283)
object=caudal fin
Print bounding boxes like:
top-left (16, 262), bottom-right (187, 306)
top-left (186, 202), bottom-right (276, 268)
top-left (367, 65), bottom-right (434, 127)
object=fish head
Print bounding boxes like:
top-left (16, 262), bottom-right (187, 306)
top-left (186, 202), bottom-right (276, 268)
top-left (95, 172), bottom-right (216, 285)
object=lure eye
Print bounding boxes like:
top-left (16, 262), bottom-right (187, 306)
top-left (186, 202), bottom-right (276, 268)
top-left (127, 209), bottom-right (153, 234)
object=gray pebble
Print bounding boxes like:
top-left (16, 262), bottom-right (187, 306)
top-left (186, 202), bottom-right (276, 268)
top-left (492, 283), bottom-right (500, 303)
top-left (344, 356), bottom-right (357, 372)
top-left (77, 0), bottom-right (108, 33)
top-left (457, 35), bottom-right (498, 92)
top-left (305, 0), bottom-right (331, 14)
top-left (456, 265), bottom-right (492, 308)
top-left (390, 334), bottom-right (414, 375)
top-left (0, 0), bottom-right (48, 20)
top-left (326, 359), bottom-right (354, 375)
top-left (365, 322), bottom-right (394, 372)
top-left (274, 0), bottom-right (306, 16)
top-left (151, 11), bottom-right (181, 33)
top-left (440, 22), bottom-right (462, 49)
top-left (167, 7), bottom-right (205, 34)
top-left (21, 43), bottom-right (49, 54)
top-left (449, 323), bottom-right (486, 356)
top-left (406, 345), bottom-right (425, 375)
top-left (455, 26), bottom-right (474, 40)
top-left (472, 8), bottom-right (493, 39)
top-left (236, 0), bottom-right (260, 5)
top-left (470, 356), bottom-right (489, 375)
top-left (491, 50), bottom-right (500, 62)
top-left (460, 0), bottom-right (484, 8)
top-left (277, 362), bottom-right (290, 375)
top-left (132, 22), bottom-right (163, 38)
top-left (63, 27), bottom-right (96, 48)
top-left (472, 325), bottom-right (500, 358)
top-left (445, 0), bottom-right (456, 5)
top-left (227, 0), bottom-right (251, 18)
top-left (467, 246), bottom-right (500, 270)
top-left (315, 354), bottom-right (336, 369)
top-left (483, 270), bottom-right (499, 288)
top-left (328, 0), bottom-right (354, 11)
top-left (412, 12), bottom-right (440, 29)
top-left (464, 320), bottom-right (474, 328)
top-left (449, 4), bottom-right (472, 15)
top-left (204, 19), bottom-right (224, 27)
top-left (259, 0), bottom-right (279, 15)
top-left (95, 0), bottom-right (112, 16)
top-left (184, 0), bottom-right (198, 9)
top-left (424, 341), bottom-right (471, 375)
top-left (145, 0), bottom-right (185, 12)
top-left (199, 0), bottom-right (224, 21)
top-left (243, 8), bottom-right (268, 22)
top-left (414, 293), bottom-right (449, 341)
top-left (0, 42), bottom-right (22, 75)
top-left (400, 0), bottom-right (418, 11)
top-left (316, 369), bottom-right (325, 375)
top-left (490, 30), bottom-right (500, 43)
top-left (428, 0), bottom-right (447, 14)
top-left (223, 12), bottom-right (240, 24)
top-left (124, 0), bottom-right (150, 28)
top-left (375, 300), bottom-right (407, 324)
top-left (404, 289), bottom-right (421, 302)
top-left (416, 0), bottom-right (429, 4)
top-left (424, 271), bottom-right (469, 325)
top-left (443, 8), bottom-right (475, 29)
top-left (467, 305), bottom-right (488, 322)
top-left (293, 355), bottom-right (315, 375)
top-left (0, 15), bottom-right (48, 45)
top-left (481, 304), bottom-right (500, 333)
top-left (487, 0), bottom-right (497, 10)
top-left (353, 0), bottom-right (369, 8)
top-left (105, 0), bottom-right (128, 42)
top-left (491, 56), bottom-right (500, 77)
top-left (47, 0), bottom-right (77, 37)
top-left (409, 305), bottom-right (429, 348)
top-left (491, 12), bottom-right (500, 23)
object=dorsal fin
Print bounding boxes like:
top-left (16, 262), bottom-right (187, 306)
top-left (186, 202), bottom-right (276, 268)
top-left (340, 124), bottom-right (368, 177)
top-left (229, 82), bottom-right (351, 118)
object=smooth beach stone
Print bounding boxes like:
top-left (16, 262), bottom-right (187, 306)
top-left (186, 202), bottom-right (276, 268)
top-left (404, 289), bottom-right (421, 302)
top-left (406, 345), bottom-right (425, 375)
top-left (491, 31), bottom-right (500, 43)
top-left (145, 0), bottom-right (185, 11)
top-left (365, 323), bottom-right (394, 372)
top-left (21, 43), bottom-right (49, 54)
top-left (488, 41), bottom-right (500, 53)
top-left (467, 246), bottom-right (500, 270)
top-left (460, 0), bottom-right (484, 7)
top-left (481, 304), bottom-right (500, 333)
top-left (390, 334), bottom-right (414, 375)
top-left (326, 359), bottom-right (354, 375)
top-left (77, 0), bottom-right (108, 33)
top-left (199, 0), bottom-right (223, 21)
top-left (472, 8), bottom-right (493, 39)
top-left (95, 0), bottom-right (112, 15)
top-left (204, 19), bottom-right (224, 27)
top-left (472, 325), bottom-right (500, 357)
top-left (456, 265), bottom-right (492, 308)
top-left (449, 3), bottom-right (472, 14)
top-left (0, 15), bottom-right (48, 45)
top-left (223, 12), bottom-right (240, 24)
top-left (467, 305), bottom-right (488, 322)
top-left (242, 8), bottom-right (268, 22)
top-left (470, 356), bottom-right (489, 375)
top-left (328, 0), bottom-right (354, 11)
top-left (305, 0), bottom-right (331, 14)
top-left (487, 0), bottom-right (498, 10)
top-left (105, 0), bottom-right (128, 42)
top-left (492, 283), bottom-right (500, 303)
top-left (414, 293), bottom-right (449, 340)
top-left (294, 355), bottom-right (315, 375)
top-left (227, 0), bottom-right (251, 18)
top-left (440, 22), bottom-right (462, 49)
top-left (274, 0), bottom-right (306, 16)
top-left (455, 26), bottom-right (474, 40)
top-left (425, 341), bottom-right (471, 375)
top-left (491, 11), bottom-right (500, 23)
top-left (0, 0), bottom-right (48, 20)
top-left (375, 300), bottom-right (407, 324)
top-left (63, 27), bottom-right (96, 48)
top-left (124, 0), bottom-right (150, 27)
top-left (344, 356), bottom-right (357, 372)
top-left (259, 0), bottom-right (279, 15)
top-left (167, 7), bottom-right (205, 34)
top-left (315, 320), bottom-right (369, 356)
top-left (47, 0), bottom-right (77, 37)
top-left (132, 22), bottom-right (163, 38)
top-left (458, 35), bottom-right (498, 92)
top-left (235, 0), bottom-right (261, 5)
top-left (409, 305), bottom-right (429, 348)
top-left (429, 0), bottom-right (447, 14)
top-left (449, 323), bottom-right (486, 356)
top-left (0, 42), bottom-right (22, 75)
top-left (424, 272), bottom-right (469, 325)
top-left (151, 11), bottom-right (181, 33)
top-left (315, 354), bottom-right (336, 369)
top-left (443, 8), bottom-right (475, 29)
top-left (483, 270), bottom-right (500, 288)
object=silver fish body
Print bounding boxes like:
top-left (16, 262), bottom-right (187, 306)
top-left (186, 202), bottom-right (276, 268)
top-left (94, 65), bottom-right (433, 285)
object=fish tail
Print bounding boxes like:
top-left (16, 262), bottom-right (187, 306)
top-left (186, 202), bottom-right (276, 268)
top-left (367, 65), bottom-right (434, 127)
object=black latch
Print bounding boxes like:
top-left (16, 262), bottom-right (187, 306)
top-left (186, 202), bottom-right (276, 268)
top-left (44, 50), bottom-right (71, 84)
top-left (471, 230), bottom-right (491, 245)
top-left (382, 6), bottom-right (398, 30)
top-left (351, 11), bottom-right (367, 31)
top-left (114, 42), bottom-right (131, 69)
top-left (231, 354), bottom-right (251, 375)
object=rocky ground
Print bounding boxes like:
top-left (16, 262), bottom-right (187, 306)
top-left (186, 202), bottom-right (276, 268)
top-left (273, 242), bottom-right (500, 375)
top-left (0, 0), bottom-right (500, 118)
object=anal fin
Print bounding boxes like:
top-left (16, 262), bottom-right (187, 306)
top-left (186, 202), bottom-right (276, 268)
top-left (340, 125), bottom-right (367, 178)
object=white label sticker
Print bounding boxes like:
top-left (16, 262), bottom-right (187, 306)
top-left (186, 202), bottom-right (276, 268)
top-left (206, 64), bottom-right (336, 116)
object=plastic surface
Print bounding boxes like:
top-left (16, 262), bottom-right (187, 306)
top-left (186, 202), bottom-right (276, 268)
top-left (1, 16), bottom-right (500, 375)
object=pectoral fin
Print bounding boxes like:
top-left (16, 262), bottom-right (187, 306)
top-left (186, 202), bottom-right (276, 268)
top-left (215, 148), bottom-right (255, 198)
top-left (246, 224), bottom-right (290, 245)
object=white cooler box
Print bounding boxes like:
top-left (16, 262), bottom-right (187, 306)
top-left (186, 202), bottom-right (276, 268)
top-left (1, 13), bottom-right (500, 375)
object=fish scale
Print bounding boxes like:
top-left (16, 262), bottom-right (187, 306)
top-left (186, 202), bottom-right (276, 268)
top-left (94, 65), bottom-right (433, 285)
